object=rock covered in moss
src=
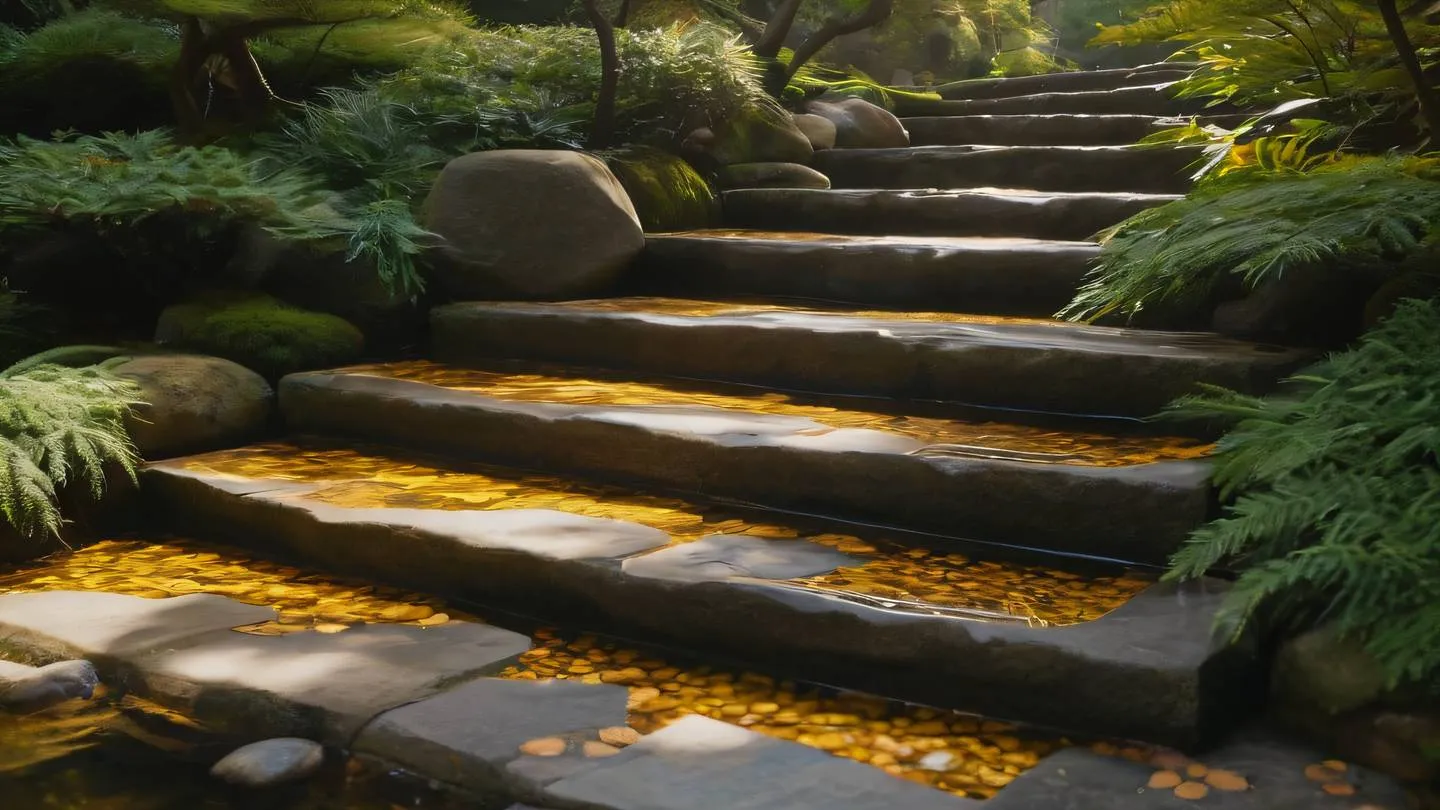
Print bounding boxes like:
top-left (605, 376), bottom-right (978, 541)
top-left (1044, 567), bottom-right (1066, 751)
top-left (423, 150), bottom-right (644, 298)
top-left (155, 294), bottom-right (364, 379)
top-left (716, 163), bottom-right (831, 190)
top-left (603, 147), bottom-right (717, 232)
top-left (113, 354), bottom-right (273, 458)
top-left (703, 106), bottom-right (814, 166)
top-left (803, 98), bottom-right (909, 149)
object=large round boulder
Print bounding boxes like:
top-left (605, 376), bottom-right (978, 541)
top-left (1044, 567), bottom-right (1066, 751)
top-left (792, 113), bottom-right (837, 151)
top-left (804, 98), bottom-right (910, 149)
top-left (423, 150), bottom-right (645, 299)
top-left (695, 107), bottom-right (815, 166)
top-left (112, 354), bottom-right (273, 459)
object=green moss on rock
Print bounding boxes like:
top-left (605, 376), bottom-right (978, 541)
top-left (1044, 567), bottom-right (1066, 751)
top-left (155, 294), bottom-right (364, 379)
top-left (603, 147), bottom-right (717, 232)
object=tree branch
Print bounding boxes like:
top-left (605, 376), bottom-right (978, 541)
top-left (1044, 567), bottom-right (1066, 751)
top-left (753, 0), bottom-right (805, 59)
top-left (1377, 0), bottom-right (1440, 141)
top-left (784, 0), bottom-right (894, 79)
top-left (580, 0), bottom-right (619, 148)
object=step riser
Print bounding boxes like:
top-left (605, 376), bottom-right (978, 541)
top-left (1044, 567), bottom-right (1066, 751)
top-left (934, 68), bottom-right (1196, 100)
top-left (636, 235), bottom-right (1093, 315)
top-left (814, 147), bottom-right (1200, 193)
top-left (143, 465), bottom-right (1254, 748)
top-left (720, 190), bottom-right (1173, 241)
top-left (430, 304), bottom-right (1309, 419)
top-left (903, 115), bottom-right (1171, 147)
top-left (279, 372), bottom-right (1212, 563)
top-left (896, 86), bottom-right (1203, 118)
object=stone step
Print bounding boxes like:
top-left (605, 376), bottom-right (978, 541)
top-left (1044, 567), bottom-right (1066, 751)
top-left (902, 114), bottom-right (1194, 147)
top-left (932, 65), bottom-right (1196, 100)
top-left (895, 85), bottom-right (1203, 118)
top-left (141, 440), bottom-right (1257, 746)
top-left (634, 230), bottom-right (1095, 316)
top-left (719, 188), bottom-right (1178, 241)
top-left (813, 145), bottom-right (1202, 193)
top-left (431, 298), bottom-right (1311, 418)
top-left (279, 361), bottom-right (1214, 561)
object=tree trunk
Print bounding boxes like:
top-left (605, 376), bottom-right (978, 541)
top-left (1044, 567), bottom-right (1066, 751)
top-left (784, 0), bottom-right (894, 79)
top-left (614, 0), bottom-right (632, 27)
top-left (1378, 0), bottom-right (1440, 141)
top-left (169, 17), bottom-right (208, 138)
top-left (581, 0), bottom-right (620, 148)
top-left (215, 31), bottom-right (275, 124)
top-left (753, 0), bottom-right (805, 59)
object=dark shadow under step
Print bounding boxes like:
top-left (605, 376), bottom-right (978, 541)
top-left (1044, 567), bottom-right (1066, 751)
top-left (719, 188), bottom-right (1178, 241)
top-left (635, 230), bottom-right (1096, 316)
top-left (431, 298), bottom-right (1313, 419)
top-left (279, 363), bottom-right (1214, 562)
top-left (813, 145), bottom-right (1203, 193)
top-left (142, 441), bottom-right (1256, 747)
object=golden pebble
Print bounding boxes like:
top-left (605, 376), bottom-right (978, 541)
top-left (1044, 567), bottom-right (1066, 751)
top-left (749, 702), bottom-right (780, 715)
top-left (519, 738), bottom-right (566, 757)
top-left (582, 742), bottom-right (621, 758)
top-left (599, 727), bottom-right (641, 747)
top-left (720, 704), bottom-right (749, 718)
top-left (651, 668), bottom-right (680, 681)
top-left (642, 697), bottom-right (681, 712)
top-left (907, 720), bottom-right (949, 736)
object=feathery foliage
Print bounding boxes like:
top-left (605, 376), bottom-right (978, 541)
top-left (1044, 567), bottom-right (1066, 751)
top-left (1061, 155), bottom-right (1440, 322)
top-left (0, 361), bottom-right (140, 542)
top-left (1164, 297), bottom-right (1440, 688)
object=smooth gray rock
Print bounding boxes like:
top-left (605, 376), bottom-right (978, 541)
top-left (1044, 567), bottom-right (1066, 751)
top-left (792, 113), bottom-right (836, 150)
top-left (211, 738), bottom-right (324, 788)
top-left (805, 98), bottom-right (910, 149)
top-left (715, 162), bottom-right (830, 190)
top-left (113, 354), bottom-right (273, 459)
top-left (623, 534), bottom-right (861, 583)
top-left (0, 659), bottom-right (99, 712)
top-left (0, 591), bottom-right (275, 660)
top-left (356, 677), bottom-right (628, 798)
top-left (537, 715), bottom-right (975, 810)
top-left (1272, 625), bottom-right (1387, 715)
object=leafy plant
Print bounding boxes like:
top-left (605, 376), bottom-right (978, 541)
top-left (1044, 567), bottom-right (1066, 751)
top-left (158, 293), bottom-right (364, 378)
top-left (0, 360), bottom-right (140, 542)
top-left (1060, 155), bottom-right (1440, 322)
top-left (1164, 296), bottom-right (1440, 688)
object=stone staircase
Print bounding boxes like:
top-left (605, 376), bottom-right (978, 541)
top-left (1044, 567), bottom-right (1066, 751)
top-left (140, 64), bottom-right (1312, 780)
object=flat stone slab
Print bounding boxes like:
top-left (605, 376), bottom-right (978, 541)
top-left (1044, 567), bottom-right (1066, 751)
top-left (0, 591), bottom-right (275, 660)
top-left (895, 84), bottom-right (1202, 118)
top-left (719, 188), bottom-right (1178, 240)
top-left (933, 65), bottom-right (1195, 100)
top-left (277, 369), bottom-right (1213, 561)
top-left (902, 114), bottom-right (1180, 147)
top-left (622, 534), bottom-right (863, 583)
top-left (534, 715), bottom-right (977, 810)
top-left (142, 460), bottom-right (1257, 747)
top-left (638, 230), bottom-right (1096, 316)
top-left (355, 677), bottom-right (629, 799)
top-left (813, 144), bottom-right (1203, 193)
top-left (431, 298), bottom-right (1312, 419)
top-left (987, 736), bottom-right (1410, 810)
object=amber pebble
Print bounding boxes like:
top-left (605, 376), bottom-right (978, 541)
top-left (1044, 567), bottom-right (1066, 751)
top-left (1323, 759), bottom-right (1347, 772)
top-left (992, 735), bottom-right (1021, 753)
top-left (583, 741), bottom-right (621, 758)
top-left (519, 738), bottom-right (566, 757)
top-left (1173, 781), bottom-right (1209, 800)
top-left (1185, 763), bottom-right (1208, 779)
top-left (642, 697), bottom-right (682, 712)
top-left (627, 687), bottom-right (661, 709)
top-left (750, 702), bottom-right (780, 715)
top-left (1305, 763), bottom-right (1341, 782)
top-left (907, 720), bottom-right (949, 736)
top-left (313, 623), bottom-right (350, 634)
top-left (812, 732), bottom-right (848, 750)
top-left (1205, 769), bottom-right (1249, 791)
top-left (870, 752), bottom-right (897, 768)
top-left (720, 704), bottom-right (749, 718)
top-left (651, 667), bottom-right (680, 681)
top-left (379, 604), bottom-right (433, 622)
top-left (1321, 783), bottom-right (1356, 797)
top-left (1148, 771), bottom-right (1183, 790)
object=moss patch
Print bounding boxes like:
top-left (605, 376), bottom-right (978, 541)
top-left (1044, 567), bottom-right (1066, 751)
top-left (156, 294), bottom-right (364, 380)
top-left (603, 147), bottom-right (717, 233)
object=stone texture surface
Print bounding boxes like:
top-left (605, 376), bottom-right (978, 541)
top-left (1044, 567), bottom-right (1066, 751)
top-left (1272, 625), bottom-right (1387, 715)
top-left (804, 98), bottom-right (910, 149)
top-left (536, 715), bottom-right (975, 810)
top-left (356, 677), bottom-right (628, 798)
top-left (987, 736), bottom-right (1410, 810)
top-left (422, 149), bottom-right (644, 299)
top-left (0, 591), bottom-right (275, 660)
top-left (814, 144), bottom-right (1203, 193)
top-left (277, 369), bottom-right (1212, 562)
top-left (934, 64), bottom-right (1194, 100)
top-left (792, 113), bottom-right (836, 150)
top-left (706, 110), bottom-right (814, 166)
top-left (211, 738), bottom-right (325, 788)
top-left (143, 464), bottom-right (1255, 746)
top-left (637, 231), bottom-right (1094, 316)
top-left (720, 188), bottom-right (1178, 241)
top-left (431, 299), bottom-right (1312, 419)
top-left (716, 162), bottom-right (831, 190)
top-left (897, 84), bottom-right (1201, 117)
top-left (622, 534), bottom-right (861, 583)
top-left (902, 113), bottom-right (1170, 147)
top-left (113, 354), bottom-right (273, 459)
top-left (0, 659), bottom-right (99, 712)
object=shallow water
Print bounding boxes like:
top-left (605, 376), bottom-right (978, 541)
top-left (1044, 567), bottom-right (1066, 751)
top-left (0, 537), bottom-right (1157, 803)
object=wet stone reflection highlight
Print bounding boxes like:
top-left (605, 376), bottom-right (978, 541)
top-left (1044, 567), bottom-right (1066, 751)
top-left (351, 360), bottom-right (1213, 468)
top-left (176, 442), bottom-right (1154, 625)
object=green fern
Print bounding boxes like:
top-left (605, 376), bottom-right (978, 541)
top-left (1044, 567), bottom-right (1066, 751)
top-left (1163, 297), bottom-right (1440, 687)
top-left (0, 362), bottom-right (141, 541)
top-left (1060, 154), bottom-right (1440, 322)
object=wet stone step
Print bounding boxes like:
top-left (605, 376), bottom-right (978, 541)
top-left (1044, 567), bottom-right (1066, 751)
top-left (636, 230), bottom-right (1097, 316)
top-left (0, 536), bottom-right (1106, 801)
top-left (281, 361), bottom-right (1212, 561)
top-left (138, 441), bottom-right (1255, 746)
top-left (813, 145), bottom-right (1203, 194)
top-left (894, 85), bottom-right (1205, 118)
top-left (719, 189), bottom-right (1179, 241)
top-left (931, 64), bottom-right (1196, 100)
top-left (903, 114), bottom-right (1187, 147)
top-left (430, 298), bottom-right (1313, 420)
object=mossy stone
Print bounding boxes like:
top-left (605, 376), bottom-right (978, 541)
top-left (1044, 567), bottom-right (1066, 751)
top-left (155, 293), bottom-right (364, 380)
top-left (604, 147), bottom-right (718, 232)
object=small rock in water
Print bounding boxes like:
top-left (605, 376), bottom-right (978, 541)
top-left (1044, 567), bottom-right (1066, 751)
top-left (0, 659), bottom-right (99, 712)
top-left (211, 738), bottom-right (325, 788)
top-left (917, 751), bottom-right (955, 771)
